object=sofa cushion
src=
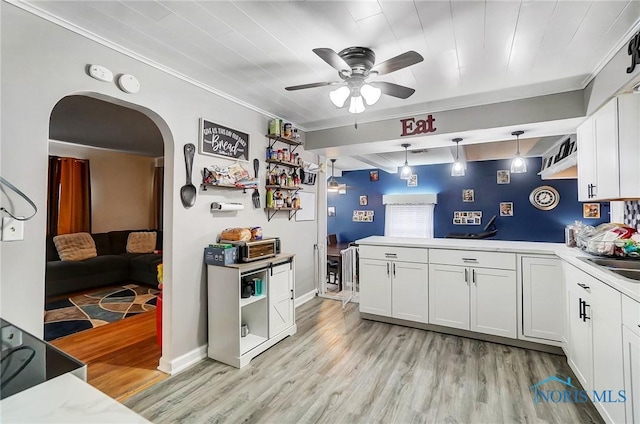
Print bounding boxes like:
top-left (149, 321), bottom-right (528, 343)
top-left (45, 255), bottom-right (130, 298)
top-left (108, 230), bottom-right (133, 255)
top-left (53, 233), bottom-right (97, 261)
top-left (92, 233), bottom-right (112, 256)
top-left (127, 231), bottom-right (157, 253)
top-left (129, 254), bottom-right (162, 288)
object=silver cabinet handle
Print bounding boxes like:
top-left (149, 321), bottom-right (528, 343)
top-left (464, 268), bottom-right (468, 283)
top-left (577, 283), bottom-right (590, 290)
top-left (462, 258), bottom-right (478, 263)
top-left (385, 253), bottom-right (397, 258)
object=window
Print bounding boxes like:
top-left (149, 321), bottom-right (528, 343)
top-left (384, 204), bottom-right (434, 238)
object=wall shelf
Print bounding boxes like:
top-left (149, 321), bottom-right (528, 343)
top-left (201, 183), bottom-right (254, 193)
top-left (266, 134), bottom-right (302, 152)
top-left (266, 184), bottom-right (301, 191)
top-left (265, 159), bottom-right (300, 169)
top-left (264, 207), bottom-right (301, 222)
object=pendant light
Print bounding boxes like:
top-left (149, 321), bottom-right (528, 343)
top-left (451, 138), bottom-right (465, 177)
top-left (510, 130), bottom-right (527, 173)
top-left (327, 159), bottom-right (339, 192)
top-left (399, 143), bottom-right (412, 179)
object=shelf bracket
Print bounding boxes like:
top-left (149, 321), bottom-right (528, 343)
top-left (288, 209), bottom-right (299, 221)
top-left (266, 209), bottom-right (278, 222)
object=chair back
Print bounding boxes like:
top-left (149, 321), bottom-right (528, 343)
top-left (327, 234), bottom-right (338, 245)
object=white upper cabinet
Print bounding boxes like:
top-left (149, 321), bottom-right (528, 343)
top-left (577, 94), bottom-right (640, 201)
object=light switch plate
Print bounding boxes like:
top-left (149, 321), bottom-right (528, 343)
top-left (2, 217), bottom-right (24, 241)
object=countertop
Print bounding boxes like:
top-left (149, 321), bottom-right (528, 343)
top-left (0, 373), bottom-right (149, 423)
top-left (355, 236), bottom-right (640, 303)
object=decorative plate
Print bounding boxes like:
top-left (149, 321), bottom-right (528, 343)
top-left (529, 185), bottom-right (560, 210)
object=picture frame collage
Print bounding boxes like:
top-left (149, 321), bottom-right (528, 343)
top-left (453, 211), bottom-right (482, 225)
top-left (353, 210), bottom-right (374, 222)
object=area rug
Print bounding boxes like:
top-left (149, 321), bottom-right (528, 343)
top-left (44, 284), bottom-right (158, 341)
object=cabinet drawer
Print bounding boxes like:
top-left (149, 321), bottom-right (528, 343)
top-left (584, 277), bottom-right (620, 318)
top-left (622, 294), bottom-right (640, 337)
top-left (358, 245), bottom-right (428, 263)
top-left (429, 249), bottom-right (515, 270)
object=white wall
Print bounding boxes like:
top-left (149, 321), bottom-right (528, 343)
top-left (0, 3), bottom-right (318, 371)
top-left (48, 141), bottom-right (157, 233)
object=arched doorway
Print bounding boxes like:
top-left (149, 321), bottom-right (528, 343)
top-left (45, 93), bottom-right (174, 399)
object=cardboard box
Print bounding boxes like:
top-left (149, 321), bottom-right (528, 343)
top-left (204, 246), bottom-right (238, 266)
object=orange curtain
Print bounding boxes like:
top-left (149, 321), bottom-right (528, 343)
top-left (152, 166), bottom-right (164, 230)
top-left (55, 157), bottom-right (91, 235)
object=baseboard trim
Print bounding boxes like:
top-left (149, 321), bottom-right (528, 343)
top-left (360, 313), bottom-right (565, 356)
top-left (157, 345), bottom-right (207, 375)
top-left (295, 289), bottom-right (317, 308)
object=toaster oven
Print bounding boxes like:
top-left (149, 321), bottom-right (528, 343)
top-left (220, 238), bottom-right (279, 262)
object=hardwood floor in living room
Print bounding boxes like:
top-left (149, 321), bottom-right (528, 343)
top-left (51, 310), bottom-right (167, 401)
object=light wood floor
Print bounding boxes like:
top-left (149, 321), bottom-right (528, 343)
top-left (52, 310), bottom-right (167, 401)
top-left (125, 298), bottom-right (602, 423)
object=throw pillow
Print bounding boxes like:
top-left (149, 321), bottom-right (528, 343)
top-left (127, 231), bottom-right (157, 253)
top-left (53, 232), bottom-right (97, 261)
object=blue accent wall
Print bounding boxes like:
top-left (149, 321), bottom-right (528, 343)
top-left (328, 158), bottom-right (609, 243)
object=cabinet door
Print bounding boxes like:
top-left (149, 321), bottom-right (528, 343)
top-left (392, 261), bottom-right (428, 323)
top-left (522, 257), bottom-right (563, 341)
top-left (268, 263), bottom-right (293, 337)
top-left (591, 291), bottom-right (625, 424)
top-left (567, 286), bottom-right (593, 390)
top-left (359, 259), bottom-right (392, 317)
top-left (623, 326), bottom-right (640, 424)
top-left (577, 116), bottom-right (596, 202)
top-left (428, 264), bottom-right (469, 330)
top-left (593, 98), bottom-right (620, 200)
top-left (471, 268), bottom-right (517, 338)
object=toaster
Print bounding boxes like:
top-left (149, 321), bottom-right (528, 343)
top-left (219, 238), bottom-right (278, 262)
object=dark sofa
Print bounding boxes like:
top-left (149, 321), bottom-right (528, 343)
top-left (45, 229), bottom-right (162, 299)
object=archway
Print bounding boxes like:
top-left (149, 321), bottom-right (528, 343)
top-left (46, 93), bottom-right (174, 396)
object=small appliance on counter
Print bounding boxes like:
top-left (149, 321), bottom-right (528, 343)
top-left (219, 237), bottom-right (280, 262)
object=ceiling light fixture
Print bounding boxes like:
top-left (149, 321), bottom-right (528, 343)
top-left (327, 159), bottom-right (339, 192)
top-left (451, 138), bottom-right (465, 177)
top-left (510, 130), bottom-right (527, 174)
top-left (399, 143), bottom-right (412, 179)
top-left (330, 81), bottom-right (381, 114)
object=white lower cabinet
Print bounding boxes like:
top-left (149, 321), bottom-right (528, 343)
top-left (207, 256), bottom-right (297, 368)
top-left (622, 295), bottom-right (640, 424)
top-left (521, 256), bottom-right (563, 342)
top-left (358, 246), bottom-right (428, 323)
top-left (563, 261), bottom-right (625, 424)
top-left (429, 251), bottom-right (517, 339)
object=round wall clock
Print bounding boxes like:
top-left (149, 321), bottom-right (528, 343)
top-left (529, 185), bottom-right (560, 210)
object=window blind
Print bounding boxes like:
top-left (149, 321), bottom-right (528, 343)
top-left (384, 204), bottom-right (434, 238)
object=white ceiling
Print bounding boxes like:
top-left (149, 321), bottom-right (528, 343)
top-left (20, 0), bottom-right (640, 170)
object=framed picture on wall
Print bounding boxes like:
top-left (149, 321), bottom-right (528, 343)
top-left (199, 118), bottom-right (249, 161)
top-left (497, 170), bottom-right (510, 184)
top-left (500, 202), bottom-right (514, 216)
top-left (407, 174), bottom-right (418, 187)
top-left (462, 189), bottom-right (474, 202)
top-left (583, 203), bottom-right (600, 218)
top-left (369, 170), bottom-right (379, 181)
top-left (327, 206), bottom-right (336, 217)
top-left (359, 195), bottom-right (368, 206)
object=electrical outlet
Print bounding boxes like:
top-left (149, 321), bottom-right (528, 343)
top-left (1, 217), bottom-right (24, 241)
top-left (1, 325), bottom-right (23, 351)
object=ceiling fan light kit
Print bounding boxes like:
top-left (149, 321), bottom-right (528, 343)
top-left (400, 143), bottom-right (412, 179)
top-left (286, 46), bottom-right (424, 114)
top-left (510, 130), bottom-right (527, 174)
top-left (451, 138), bottom-right (465, 177)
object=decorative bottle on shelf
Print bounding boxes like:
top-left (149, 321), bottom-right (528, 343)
top-left (279, 170), bottom-right (287, 186)
top-left (266, 187), bottom-right (274, 208)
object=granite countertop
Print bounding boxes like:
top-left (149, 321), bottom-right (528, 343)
top-left (355, 236), bottom-right (640, 303)
top-left (0, 373), bottom-right (149, 423)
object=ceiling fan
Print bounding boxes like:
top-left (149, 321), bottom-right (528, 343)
top-left (285, 47), bottom-right (424, 113)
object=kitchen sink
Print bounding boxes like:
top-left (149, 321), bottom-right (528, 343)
top-left (579, 257), bottom-right (640, 282)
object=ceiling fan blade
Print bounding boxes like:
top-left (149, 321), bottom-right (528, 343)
top-left (370, 51), bottom-right (424, 76)
top-left (285, 81), bottom-right (341, 91)
top-left (313, 48), bottom-right (352, 73)
top-left (370, 82), bottom-right (416, 99)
